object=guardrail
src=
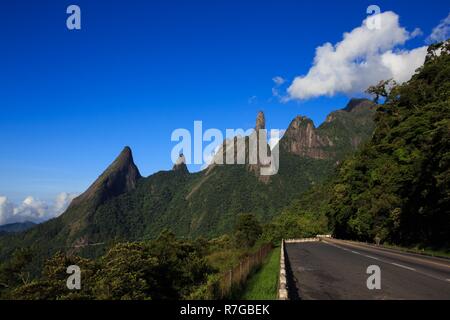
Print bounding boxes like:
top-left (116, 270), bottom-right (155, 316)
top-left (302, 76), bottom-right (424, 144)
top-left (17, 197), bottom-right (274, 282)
top-left (278, 239), bottom-right (288, 300)
top-left (316, 234), bottom-right (332, 238)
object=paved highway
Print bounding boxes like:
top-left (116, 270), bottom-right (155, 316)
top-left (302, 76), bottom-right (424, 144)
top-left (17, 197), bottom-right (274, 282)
top-left (285, 239), bottom-right (450, 300)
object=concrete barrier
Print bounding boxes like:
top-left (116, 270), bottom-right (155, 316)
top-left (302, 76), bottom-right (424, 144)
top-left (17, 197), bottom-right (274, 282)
top-left (285, 238), bottom-right (320, 243)
top-left (278, 235), bottom-right (333, 299)
top-left (278, 239), bottom-right (289, 300)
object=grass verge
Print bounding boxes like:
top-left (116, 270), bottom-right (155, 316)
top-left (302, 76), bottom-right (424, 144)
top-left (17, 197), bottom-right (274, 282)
top-left (239, 247), bottom-right (280, 300)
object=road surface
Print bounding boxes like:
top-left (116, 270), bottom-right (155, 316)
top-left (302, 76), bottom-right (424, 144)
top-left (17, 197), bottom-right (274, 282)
top-left (285, 239), bottom-right (450, 300)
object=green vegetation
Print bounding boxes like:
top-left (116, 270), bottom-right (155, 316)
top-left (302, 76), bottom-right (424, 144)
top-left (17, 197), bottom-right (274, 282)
top-left (327, 41), bottom-right (450, 249)
top-left (234, 213), bottom-right (263, 248)
top-left (240, 247), bottom-right (280, 300)
top-left (0, 216), bottom-right (274, 300)
top-left (261, 183), bottom-right (331, 244)
top-left (1, 231), bottom-right (213, 300)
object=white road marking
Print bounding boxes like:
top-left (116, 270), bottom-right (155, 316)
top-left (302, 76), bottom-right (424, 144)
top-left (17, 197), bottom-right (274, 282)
top-left (322, 240), bottom-right (450, 283)
top-left (391, 263), bottom-right (416, 271)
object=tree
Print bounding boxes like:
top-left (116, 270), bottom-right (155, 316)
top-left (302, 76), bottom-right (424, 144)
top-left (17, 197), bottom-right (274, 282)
top-left (365, 79), bottom-right (396, 104)
top-left (0, 248), bottom-right (33, 298)
top-left (93, 242), bottom-right (158, 300)
top-left (233, 213), bottom-right (262, 248)
top-left (10, 251), bottom-right (97, 300)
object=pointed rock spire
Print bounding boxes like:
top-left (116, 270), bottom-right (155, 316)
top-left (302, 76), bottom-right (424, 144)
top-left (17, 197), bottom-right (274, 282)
top-left (256, 111), bottom-right (265, 131)
top-left (173, 154), bottom-right (189, 173)
top-left (69, 146), bottom-right (142, 208)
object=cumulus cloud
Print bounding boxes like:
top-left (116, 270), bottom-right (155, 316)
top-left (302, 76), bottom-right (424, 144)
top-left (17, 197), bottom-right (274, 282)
top-left (427, 12), bottom-right (450, 44)
top-left (0, 193), bottom-right (78, 226)
top-left (286, 11), bottom-right (428, 101)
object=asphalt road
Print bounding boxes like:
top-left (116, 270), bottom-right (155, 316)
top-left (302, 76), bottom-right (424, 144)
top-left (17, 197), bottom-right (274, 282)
top-left (285, 239), bottom-right (450, 300)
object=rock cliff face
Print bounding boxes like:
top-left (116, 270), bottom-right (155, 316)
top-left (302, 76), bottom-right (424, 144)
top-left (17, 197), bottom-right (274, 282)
top-left (280, 98), bottom-right (376, 160)
top-left (281, 116), bottom-right (333, 159)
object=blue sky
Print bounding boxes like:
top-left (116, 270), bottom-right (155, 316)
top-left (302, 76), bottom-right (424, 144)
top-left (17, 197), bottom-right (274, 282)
top-left (0, 0), bottom-right (448, 204)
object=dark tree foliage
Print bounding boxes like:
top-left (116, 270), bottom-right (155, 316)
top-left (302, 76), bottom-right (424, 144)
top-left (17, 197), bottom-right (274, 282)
top-left (327, 41), bottom-right (450, 248)
top-left (4, 231), bottom-right (212, 300)
top-left (233, 213), bottom-right (262, 248)
top-left (0, 248), bottom-right (33, 296)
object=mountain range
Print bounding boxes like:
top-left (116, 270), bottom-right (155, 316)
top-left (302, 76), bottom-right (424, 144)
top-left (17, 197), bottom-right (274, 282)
top-left (0, 98), bottom-right (376, 260)
top-left (0, 221), bottom-right (36, 234)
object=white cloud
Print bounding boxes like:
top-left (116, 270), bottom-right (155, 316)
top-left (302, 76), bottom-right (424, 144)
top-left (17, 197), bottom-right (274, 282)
top-left (0, 197), bottom-right (14, 225)
top-left (272, 76), bottom-right (286, 98)
top-left (286, 11), bottom-right (427, 101)
top-left (0, 193), bottom-right (78, 226)
top-left (272, 76), bottom-right (286, 86)
top-left (427, 12), bottom-right (450, 44)
top-left (53, 192), bottom-right (78, 216)
top-left (411, 28), bottom-right (423, 38)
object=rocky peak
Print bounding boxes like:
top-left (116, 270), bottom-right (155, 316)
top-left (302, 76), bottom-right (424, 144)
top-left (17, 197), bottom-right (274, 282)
top-left (173, 154), bottom-right (189, 173)
top-left (281, 116), bottom-right (331, 159)
top-left (344, 98), bottom-right (376, 112)
top-left (281, 98), bottom-right (376, 160)
top-left (255, 111), bottom-right (265, 131)
top-left (69, 146), bottom-right (142, 208)
top-left (287, 116), bottom-right (314, 129)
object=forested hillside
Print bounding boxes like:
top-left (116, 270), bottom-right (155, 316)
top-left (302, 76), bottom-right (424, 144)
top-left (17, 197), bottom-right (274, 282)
top-left (327, 41), bottom-right (450, 248)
